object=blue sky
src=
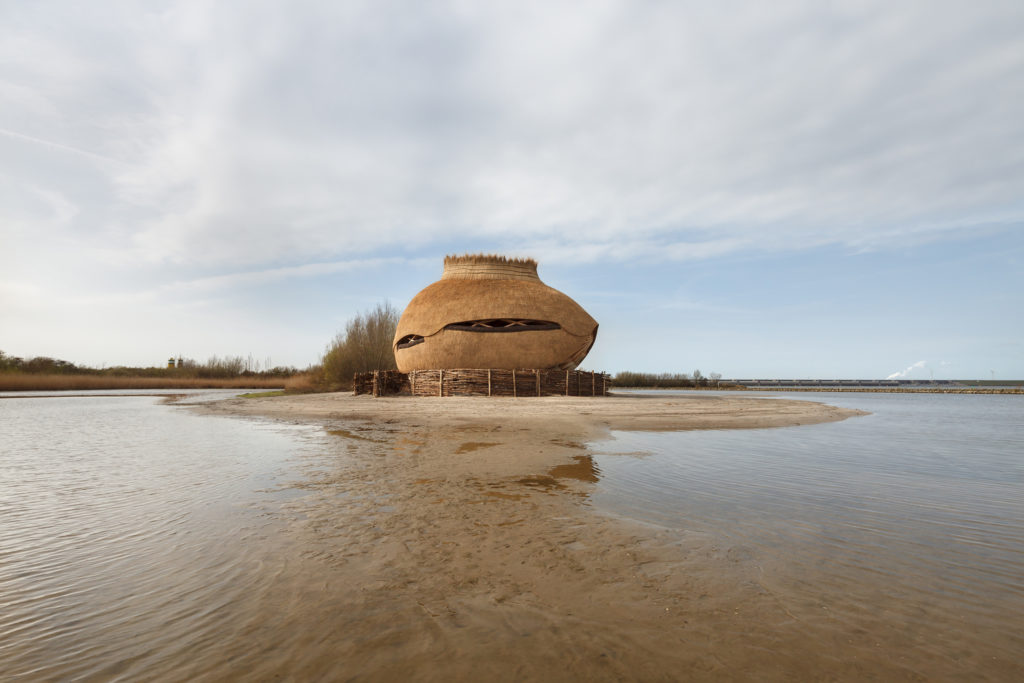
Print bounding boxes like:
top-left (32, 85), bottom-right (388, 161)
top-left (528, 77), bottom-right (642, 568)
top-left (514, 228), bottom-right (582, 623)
top-left (2, 0), bottom-right (1022, 379)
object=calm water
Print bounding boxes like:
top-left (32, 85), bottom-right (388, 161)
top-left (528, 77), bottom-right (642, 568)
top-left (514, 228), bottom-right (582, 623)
top-left (596, 392), bottom-right (1024, 654)
top-left (1, 390), bottom-right (1022, 679)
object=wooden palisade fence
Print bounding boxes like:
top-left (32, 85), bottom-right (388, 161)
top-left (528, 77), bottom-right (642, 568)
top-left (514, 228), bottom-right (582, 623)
top-left (352, 370), bottom-right (411, 397)
top-left (354, 369), bottom-right (608, 397)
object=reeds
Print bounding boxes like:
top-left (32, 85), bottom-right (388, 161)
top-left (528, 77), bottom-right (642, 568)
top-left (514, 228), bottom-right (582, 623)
top-left (282, 372), bottom-right (320, 393)
top-left (441, 254), bottom-right (540, 281)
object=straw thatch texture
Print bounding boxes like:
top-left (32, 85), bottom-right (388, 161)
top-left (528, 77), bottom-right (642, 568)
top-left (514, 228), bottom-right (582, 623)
top-left (440, 254), bottom-right (540, 281)
top-left (394, 255), bottom-right (598, 372)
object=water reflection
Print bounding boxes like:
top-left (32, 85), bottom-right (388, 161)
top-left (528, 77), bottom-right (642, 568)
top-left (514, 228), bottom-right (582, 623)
top-left (549, 455), bottom-right (601, 483)
top-left (455, 441), bottom-right (501, 454)
top-left (592, 390), bottom-right (1024, 669)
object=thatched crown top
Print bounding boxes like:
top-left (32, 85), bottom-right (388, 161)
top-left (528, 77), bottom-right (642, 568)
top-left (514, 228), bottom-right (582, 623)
top-left (441, 254), bottom-right (540, 282)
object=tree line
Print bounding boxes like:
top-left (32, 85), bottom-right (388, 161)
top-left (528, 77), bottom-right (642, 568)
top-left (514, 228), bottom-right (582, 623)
top-left (610, 370), bottom-right (724, 388)
top-left (0, 350), bottom-right (299, 380)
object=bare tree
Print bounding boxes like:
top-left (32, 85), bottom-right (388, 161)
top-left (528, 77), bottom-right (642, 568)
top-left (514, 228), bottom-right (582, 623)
top-left (322, 302), bottom-right (400, 388)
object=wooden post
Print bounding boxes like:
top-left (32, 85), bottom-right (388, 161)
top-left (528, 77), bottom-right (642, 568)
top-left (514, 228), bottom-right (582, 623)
top-left (565, 370), bottom-right (569, 396)
top-left (411, 371), bottom-right (415, 395)
top-left (439, 369), bottom-right (444, 397)
top-left (512, 370), bottom-right (517, 397)
top-left (592, 371), bottom-right (595, 396)
top-left (536, 369), bottom-right (540, 396)
top-left (488, 369), bottom-right (492, 397)
top-left (372, 370), bottom-right (379, 397)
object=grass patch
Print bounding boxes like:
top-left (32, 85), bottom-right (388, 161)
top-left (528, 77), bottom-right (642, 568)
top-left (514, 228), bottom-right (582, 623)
top-left (238, 390), bottom-right (287, 398)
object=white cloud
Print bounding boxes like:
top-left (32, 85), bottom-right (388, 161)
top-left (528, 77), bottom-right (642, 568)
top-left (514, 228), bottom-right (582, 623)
top-left (3, 0), bottom-right (1022, 271)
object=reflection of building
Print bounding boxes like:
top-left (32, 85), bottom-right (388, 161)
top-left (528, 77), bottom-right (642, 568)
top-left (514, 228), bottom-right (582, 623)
top-left (393, 255), bottom-right (598, 373)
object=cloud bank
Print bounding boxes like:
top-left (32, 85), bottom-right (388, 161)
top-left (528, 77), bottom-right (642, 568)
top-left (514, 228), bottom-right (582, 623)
top-left (3, 1), bottom-right (1024, 371)
top-left (3, 0), bottom-right (1023, 274)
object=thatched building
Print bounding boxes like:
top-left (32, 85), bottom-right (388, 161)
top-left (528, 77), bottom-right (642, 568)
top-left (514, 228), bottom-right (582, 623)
top-left (393, 255), bottom-right (598, 372)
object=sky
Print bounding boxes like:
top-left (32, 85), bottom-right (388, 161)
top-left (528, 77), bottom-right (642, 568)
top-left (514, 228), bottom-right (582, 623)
top-left (2, 0), bottom-right (1022, 379)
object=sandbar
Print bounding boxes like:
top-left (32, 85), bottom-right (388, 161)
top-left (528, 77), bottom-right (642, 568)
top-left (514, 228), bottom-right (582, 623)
top-left (205, 390), bottom-right (863, 435)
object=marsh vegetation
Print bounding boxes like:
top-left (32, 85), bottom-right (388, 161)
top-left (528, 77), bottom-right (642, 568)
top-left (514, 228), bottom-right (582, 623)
top-left (319, 302), bottom-right (399, 390)
top-left (611, 370), bottom-right (724, 388)
top-left (0, 350), bottom-right (299, 392)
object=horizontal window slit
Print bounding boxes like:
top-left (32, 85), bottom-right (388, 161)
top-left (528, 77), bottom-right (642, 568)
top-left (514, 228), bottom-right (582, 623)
top-left (444, 319), bottom-right (561, 333)
top-left (396, 335), bottom-right (424, 349)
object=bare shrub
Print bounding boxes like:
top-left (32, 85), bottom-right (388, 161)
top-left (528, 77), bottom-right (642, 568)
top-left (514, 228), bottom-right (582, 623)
top-left (322, 302), bottom-right (400, 390)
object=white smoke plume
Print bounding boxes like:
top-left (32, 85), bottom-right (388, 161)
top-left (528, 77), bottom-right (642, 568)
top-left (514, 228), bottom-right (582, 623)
top-left (887, 360), bottom-right (928, 380)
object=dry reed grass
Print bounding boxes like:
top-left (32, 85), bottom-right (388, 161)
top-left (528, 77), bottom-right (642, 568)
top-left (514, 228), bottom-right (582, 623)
top-left (441, 254), bottom-right (539, 281)
top-left (283, 372), bottom-right (320, 393)
top-left (0, 374), bottom-right (284, 392)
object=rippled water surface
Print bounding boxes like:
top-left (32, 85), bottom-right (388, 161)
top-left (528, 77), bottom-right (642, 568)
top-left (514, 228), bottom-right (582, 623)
top-left (1, 390), bottom-right (1022, 679)
top-left (0, 391), bottom-right (319, 680)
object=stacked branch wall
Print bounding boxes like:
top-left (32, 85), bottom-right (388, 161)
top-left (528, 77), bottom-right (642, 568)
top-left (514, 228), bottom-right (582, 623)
top-left (354, 369), bottom-right (608, 397)
top-left (352, 370), bottom-right (411, 396)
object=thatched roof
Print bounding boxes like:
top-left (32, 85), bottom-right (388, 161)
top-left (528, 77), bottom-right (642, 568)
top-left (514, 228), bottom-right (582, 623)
top-left (441, 254), bottom-right (539, 281)
top-left (443, 253), bottom-right (537, 268)
top-left (394, 254), bottom-right (598, 372)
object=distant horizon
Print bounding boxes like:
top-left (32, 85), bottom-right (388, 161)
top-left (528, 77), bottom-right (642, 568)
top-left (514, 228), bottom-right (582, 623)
top-left (2, 348), bottom-right (1021, 384)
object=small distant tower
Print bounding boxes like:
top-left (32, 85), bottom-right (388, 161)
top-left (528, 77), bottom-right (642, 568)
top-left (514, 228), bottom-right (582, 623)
top-left (167, 357), bottom-right (176, 369)
top-left (177, 357), bottom-right (183, 368)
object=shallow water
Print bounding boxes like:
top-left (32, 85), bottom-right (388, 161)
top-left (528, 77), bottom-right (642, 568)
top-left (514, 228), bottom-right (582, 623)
top-left (596, 391), bottom-right (1024, 667)
top-left (1, 390), bottom-right (1022, 679)
top-left (0, 391), bottom-right (322, 680)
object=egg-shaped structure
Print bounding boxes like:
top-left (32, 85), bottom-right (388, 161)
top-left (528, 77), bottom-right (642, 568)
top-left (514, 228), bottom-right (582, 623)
top-left (393, 255), bottom-right (598, 372)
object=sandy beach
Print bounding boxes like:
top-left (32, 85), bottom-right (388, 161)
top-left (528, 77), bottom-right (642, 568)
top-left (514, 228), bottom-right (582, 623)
top-left (206, 390), bottom-right (862, 435)
top-left (189, 392), bottom-right (982, 681)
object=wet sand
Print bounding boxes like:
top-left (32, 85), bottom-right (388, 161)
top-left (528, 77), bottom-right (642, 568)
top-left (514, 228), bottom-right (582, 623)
top-left (206, 391), bottom-right (863, 435)
top-left (193, 393), bottom-right (1019, 680)
top-left (200, 392), bottom-right (993, 681)
top-left (8, 392), bottom-right (1019, 681)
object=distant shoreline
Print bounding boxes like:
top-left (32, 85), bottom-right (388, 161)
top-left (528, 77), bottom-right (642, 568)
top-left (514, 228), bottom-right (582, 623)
top-left (0, 373), bottom-right (285, 392)
top-left (614, 386), bottom-right (1023, 395)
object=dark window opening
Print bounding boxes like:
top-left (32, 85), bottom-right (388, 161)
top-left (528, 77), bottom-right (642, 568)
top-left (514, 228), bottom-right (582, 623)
top-left (445, 319), bottom-right (561, 333)
top-left (396, 334), bottom-right (424, 349)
